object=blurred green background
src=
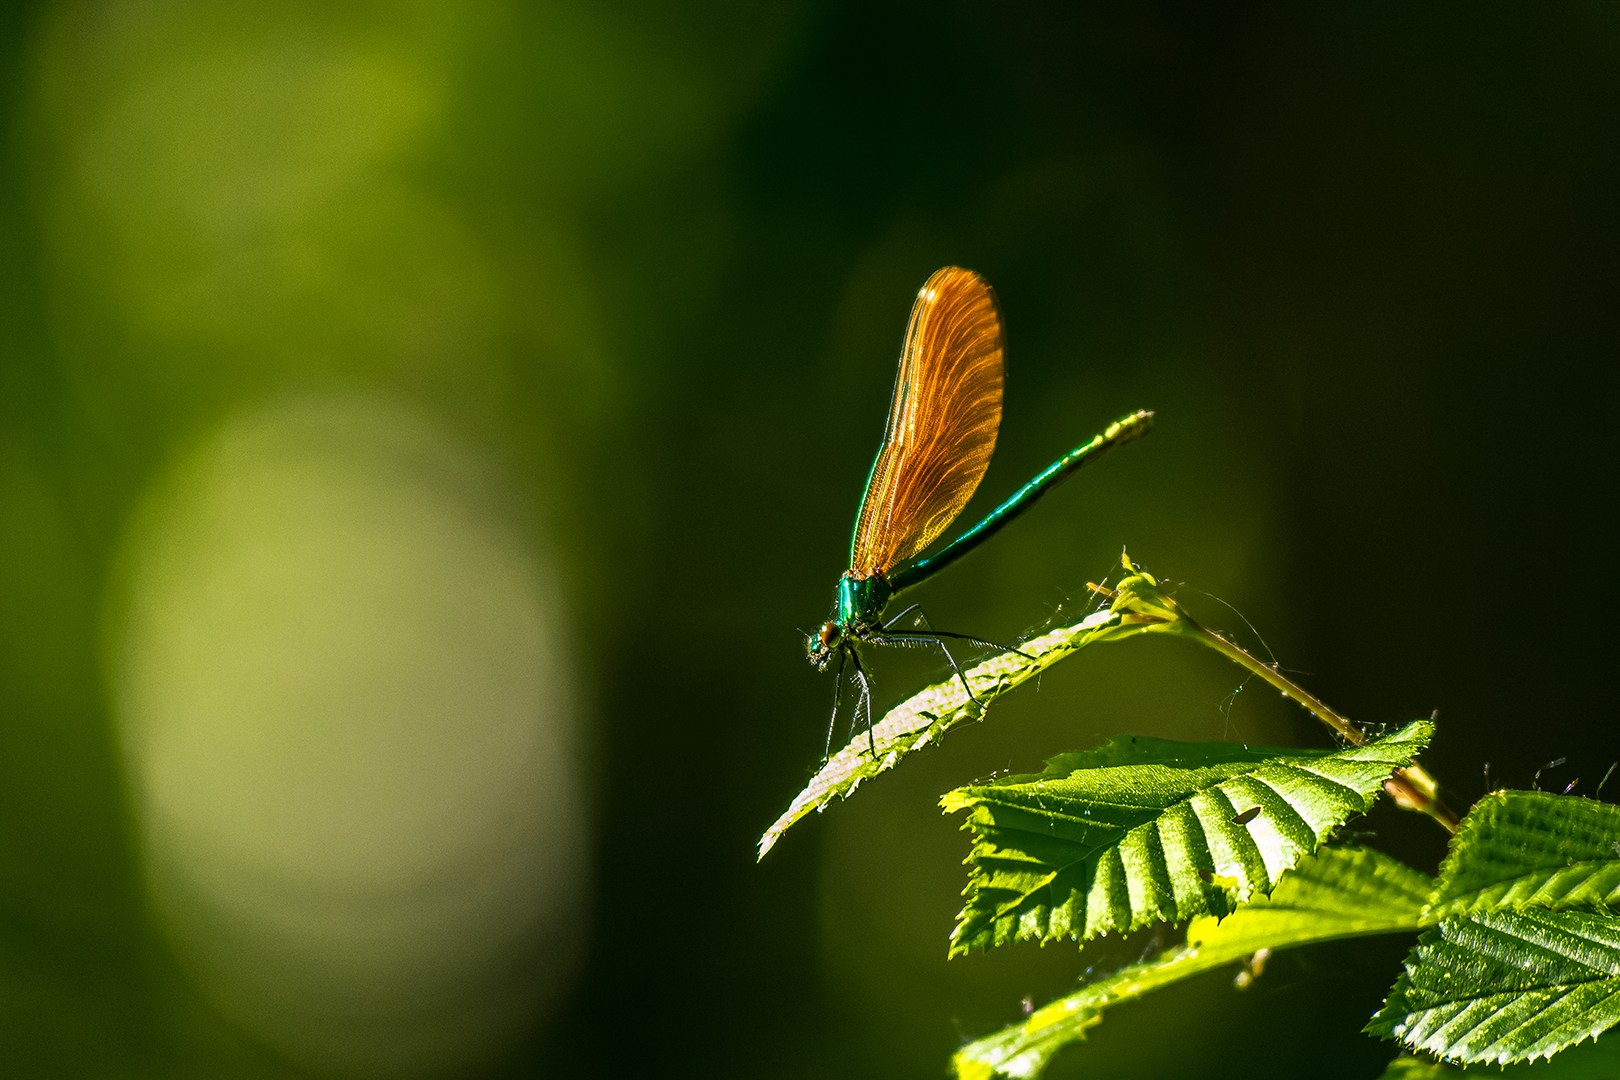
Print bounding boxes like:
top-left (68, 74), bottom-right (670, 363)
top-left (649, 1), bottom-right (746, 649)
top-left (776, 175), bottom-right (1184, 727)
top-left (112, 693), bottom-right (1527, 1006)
top-left (1, 3), bottom-right (1616, 1077)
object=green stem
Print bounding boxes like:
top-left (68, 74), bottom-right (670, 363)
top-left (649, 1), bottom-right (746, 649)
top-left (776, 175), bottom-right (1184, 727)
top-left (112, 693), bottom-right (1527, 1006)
top-left (1187, 623), bottom-right (1459, 834)
top-left (1193, 626), bottom-right (1361, 744)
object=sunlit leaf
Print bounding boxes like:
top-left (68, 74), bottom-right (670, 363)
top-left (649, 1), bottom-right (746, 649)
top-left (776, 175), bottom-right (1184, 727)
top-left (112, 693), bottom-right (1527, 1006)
top-left (1427, 791), bottom-right (1620, 919)
top-left (1368, 907), bottom-right (1620, 1065)
top-left (943, 721), bottom-right (1433, 955)
top-left (954, 847), bottom-right (1432, 1080)
top-left (757, 565), bottom-right (1190, 859)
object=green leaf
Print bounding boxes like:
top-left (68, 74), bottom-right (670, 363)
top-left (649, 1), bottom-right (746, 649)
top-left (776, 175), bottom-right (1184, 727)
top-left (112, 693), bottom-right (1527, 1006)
top-left (953, 847), bottom-right (1432, 1080)
top-left (1368, 907), bottom-right (1620, 1065)
top-left (1427, 791), bottom-right (1620, 919)
top-left (757, 563), bottom-right (1190, 859)
top-left (1378, 1030), bottom-right (1620, 1078)
top-left (942, 721), bottom-right (1434, 955)
top-left (1187, 841), bottom-right (1434, 948)
top-left (1373, 792), bottom-right (1620, 1068)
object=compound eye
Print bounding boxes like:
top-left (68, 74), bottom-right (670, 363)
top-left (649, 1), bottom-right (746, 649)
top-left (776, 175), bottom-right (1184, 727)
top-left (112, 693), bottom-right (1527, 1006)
top-left (818, 622), bottom-right (840, 649)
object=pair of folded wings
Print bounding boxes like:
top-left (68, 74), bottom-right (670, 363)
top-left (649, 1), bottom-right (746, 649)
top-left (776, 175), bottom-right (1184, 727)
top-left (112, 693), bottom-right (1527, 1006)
top-left (849, 266), bottom-right (1006, 578)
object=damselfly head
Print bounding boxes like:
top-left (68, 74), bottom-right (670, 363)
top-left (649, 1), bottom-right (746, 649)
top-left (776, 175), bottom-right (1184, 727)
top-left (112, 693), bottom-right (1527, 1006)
top-left (806, 621), bottom-right (843, 669)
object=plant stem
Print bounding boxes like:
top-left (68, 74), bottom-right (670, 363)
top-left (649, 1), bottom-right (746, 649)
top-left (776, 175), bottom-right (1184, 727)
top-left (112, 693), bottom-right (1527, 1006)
top-left (1189, 624), bottom-right (1459, 834)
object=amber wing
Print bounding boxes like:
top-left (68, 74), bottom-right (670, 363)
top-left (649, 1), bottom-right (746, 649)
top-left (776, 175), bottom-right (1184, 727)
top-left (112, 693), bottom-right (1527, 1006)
top-left (849, 267), bottom-right (1005, 577)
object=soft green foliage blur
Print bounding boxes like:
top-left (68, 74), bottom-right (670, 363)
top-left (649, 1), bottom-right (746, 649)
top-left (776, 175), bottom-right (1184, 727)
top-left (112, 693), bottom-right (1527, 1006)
top-left (3, 3), bottom-right (1619, 1079)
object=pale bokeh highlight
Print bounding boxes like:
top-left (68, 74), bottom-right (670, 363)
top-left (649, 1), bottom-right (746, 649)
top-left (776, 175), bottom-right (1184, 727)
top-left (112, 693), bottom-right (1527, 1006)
top-left (112, 395), bottom-right (585, 1077)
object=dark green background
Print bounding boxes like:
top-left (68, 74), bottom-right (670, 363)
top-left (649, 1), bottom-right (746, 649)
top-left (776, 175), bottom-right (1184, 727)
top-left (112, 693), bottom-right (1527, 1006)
top-left (2, 3), bottom-right (1616, 1077)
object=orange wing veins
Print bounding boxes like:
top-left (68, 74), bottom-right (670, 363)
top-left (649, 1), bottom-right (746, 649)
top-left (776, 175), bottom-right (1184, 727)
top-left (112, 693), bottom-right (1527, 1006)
top-left (849, 267), bottom-right (1005, 578)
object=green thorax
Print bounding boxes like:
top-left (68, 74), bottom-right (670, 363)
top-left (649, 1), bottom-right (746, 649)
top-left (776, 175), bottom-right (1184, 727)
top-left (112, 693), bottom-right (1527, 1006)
top-left (836, 572), bottom-right (893, 632)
